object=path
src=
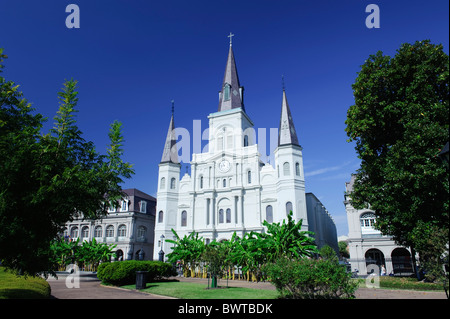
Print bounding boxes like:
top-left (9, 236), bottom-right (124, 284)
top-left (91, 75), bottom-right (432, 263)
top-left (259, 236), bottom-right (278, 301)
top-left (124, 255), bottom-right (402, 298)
top-left (46, 272), bottom-right (447, 299)
top-left (46, 272), bottom-right (172, 299)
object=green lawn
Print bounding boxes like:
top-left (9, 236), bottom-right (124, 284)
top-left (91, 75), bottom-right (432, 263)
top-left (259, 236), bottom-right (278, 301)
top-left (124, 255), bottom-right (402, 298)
top-left (121, 281), bottom-right (279, 299)
top-left (354, 276), bottom-right (446, 291)
top-left (0, 267), bottom-right (51, 299)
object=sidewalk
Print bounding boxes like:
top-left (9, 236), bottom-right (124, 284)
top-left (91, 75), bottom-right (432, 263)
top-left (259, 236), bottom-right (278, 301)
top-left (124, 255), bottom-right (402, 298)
top-left (46, 272), bottom-right (447, 299)
top-left (46, 272), bottom-right (172, 299)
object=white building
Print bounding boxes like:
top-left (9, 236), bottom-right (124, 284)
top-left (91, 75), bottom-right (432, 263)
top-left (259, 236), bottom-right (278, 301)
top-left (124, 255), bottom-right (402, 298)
top-left (344, 175), bottom-right (414, 276)
top-left (64, 188), bottom-right (156, 261)
top-left (154, 41), bottom-right (337, 260)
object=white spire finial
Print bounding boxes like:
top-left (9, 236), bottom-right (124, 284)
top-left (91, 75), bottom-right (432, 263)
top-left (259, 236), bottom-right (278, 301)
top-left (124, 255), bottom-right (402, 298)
top-left (228, 32), bottom-right (235, 46)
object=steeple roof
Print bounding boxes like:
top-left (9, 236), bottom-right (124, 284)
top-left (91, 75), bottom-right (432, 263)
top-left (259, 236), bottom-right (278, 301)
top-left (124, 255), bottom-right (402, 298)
top-left (278, 89), bottom-right (300, 147)
top-left (218, 44), bottom-right (244, 112)
top-left (160, 110), bottom-right (179, 164)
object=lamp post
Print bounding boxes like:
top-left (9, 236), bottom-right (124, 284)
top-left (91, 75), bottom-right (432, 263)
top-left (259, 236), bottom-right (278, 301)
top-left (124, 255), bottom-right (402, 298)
top-left (159, 234), bottom-right (165, 262)
top-left (438, 142), bottom-right (449, 169)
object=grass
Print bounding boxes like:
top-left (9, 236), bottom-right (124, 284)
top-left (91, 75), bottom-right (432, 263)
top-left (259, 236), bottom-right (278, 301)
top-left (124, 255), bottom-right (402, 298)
top-left (0, 267), bottom-right (51, 299)
top-left (379, 276), bottom-right (445, 291)
top-left (121, 281), bottom-right (279, 299)
top-left (354, 276), bottom-right (446, 291)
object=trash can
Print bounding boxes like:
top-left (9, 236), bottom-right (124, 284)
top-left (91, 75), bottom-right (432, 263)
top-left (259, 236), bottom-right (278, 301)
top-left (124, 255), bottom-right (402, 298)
top-left (136, 271), bottom-right (148, 289)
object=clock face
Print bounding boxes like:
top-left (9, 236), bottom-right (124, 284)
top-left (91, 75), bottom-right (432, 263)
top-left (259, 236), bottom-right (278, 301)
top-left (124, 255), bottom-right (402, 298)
top-left (219, 160), bottom-right (231, 172)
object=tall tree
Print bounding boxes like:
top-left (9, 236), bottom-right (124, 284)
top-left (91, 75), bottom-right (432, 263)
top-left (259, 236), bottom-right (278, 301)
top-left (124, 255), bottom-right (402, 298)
top-left (345, 40), bottom-right (449, 268)
top-left (0, 49), bottom-right (134, 276)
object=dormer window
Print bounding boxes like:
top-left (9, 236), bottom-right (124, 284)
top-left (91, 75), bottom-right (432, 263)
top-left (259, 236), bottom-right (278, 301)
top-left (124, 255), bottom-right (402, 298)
top-left (224, 83), bottom-right (231, 101)
top-left (140, 201), bottom-right (147, 213)
top-left (121, 199), bottom-right (128, 211)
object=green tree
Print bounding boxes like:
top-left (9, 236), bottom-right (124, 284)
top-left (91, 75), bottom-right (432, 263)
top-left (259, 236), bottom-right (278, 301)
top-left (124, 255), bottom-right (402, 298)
top-left (319, 245), bottom-right (339, 263)
top-left (338, 241), bottom-right (350, 259)
top-left (201, 241), bottom-right (226, 288)
top-left (0, 49), bottom-right (134, 276)
top-left (260, 211), bottom-right (318, 262)
top-left (166, 229), bottom-right (205, 277)
top-left (345, 40), bottom-right (449, 273)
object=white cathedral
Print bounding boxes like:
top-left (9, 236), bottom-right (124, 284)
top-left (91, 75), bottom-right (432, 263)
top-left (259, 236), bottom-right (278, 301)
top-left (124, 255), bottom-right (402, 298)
top-left (153, 39), bottom-right (338, 260)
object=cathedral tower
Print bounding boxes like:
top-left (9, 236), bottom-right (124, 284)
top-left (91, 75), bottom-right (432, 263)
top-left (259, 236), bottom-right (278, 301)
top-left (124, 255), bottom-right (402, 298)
top-left (154, 104), bottom-right (181, 260)
top-left (274, 89), bottom-right (308, 230)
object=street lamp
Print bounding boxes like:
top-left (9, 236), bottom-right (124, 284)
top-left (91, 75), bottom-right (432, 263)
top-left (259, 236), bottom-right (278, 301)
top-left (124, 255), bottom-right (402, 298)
top-left (159, 234), bottom-right (165, 262)
top-left (438, 142), bottom-right (449, 168)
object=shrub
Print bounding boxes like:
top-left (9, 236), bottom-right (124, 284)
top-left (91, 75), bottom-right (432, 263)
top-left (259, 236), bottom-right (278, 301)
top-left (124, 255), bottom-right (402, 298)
top-left (97, 260), bottom-right (176, 286)
top-left (263, 257), bottom-right (358, 299)
top-left (0, 267), bottom-right (51, 299)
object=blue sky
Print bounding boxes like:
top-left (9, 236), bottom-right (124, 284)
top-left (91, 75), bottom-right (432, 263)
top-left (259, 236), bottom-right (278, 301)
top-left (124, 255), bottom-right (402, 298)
top-left (1, 0), bottom-right (448, 237)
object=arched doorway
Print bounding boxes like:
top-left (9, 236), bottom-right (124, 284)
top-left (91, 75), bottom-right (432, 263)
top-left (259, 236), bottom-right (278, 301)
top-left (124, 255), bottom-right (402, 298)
top-left (391, 248), bottom-right (413, 276)
top-left (115, 249), bottom-right (124, 261)
top-left (365, 249), bottom-right (385, 275)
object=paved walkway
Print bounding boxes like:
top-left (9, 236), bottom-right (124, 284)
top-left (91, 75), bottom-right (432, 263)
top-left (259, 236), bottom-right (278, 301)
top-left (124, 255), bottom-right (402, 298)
top-left (46, 272), bottom-right (447, 299)
top-left (46, 272), bottom-right (172, 299)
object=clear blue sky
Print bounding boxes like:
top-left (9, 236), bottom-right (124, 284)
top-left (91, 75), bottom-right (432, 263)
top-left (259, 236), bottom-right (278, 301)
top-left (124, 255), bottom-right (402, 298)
top-left (1, 0), bottom-right (448, 237)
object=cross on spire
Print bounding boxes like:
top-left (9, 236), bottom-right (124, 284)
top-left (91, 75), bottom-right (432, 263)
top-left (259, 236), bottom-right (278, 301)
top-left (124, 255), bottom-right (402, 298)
top-left (171, 100), bottom-right (174, 115)
top-left (228, 32), bottom-right (234, 46)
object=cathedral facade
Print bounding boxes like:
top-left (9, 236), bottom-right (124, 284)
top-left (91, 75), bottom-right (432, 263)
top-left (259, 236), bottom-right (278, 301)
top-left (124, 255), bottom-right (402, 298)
top-left (154, 41), bottom-right (337, 260)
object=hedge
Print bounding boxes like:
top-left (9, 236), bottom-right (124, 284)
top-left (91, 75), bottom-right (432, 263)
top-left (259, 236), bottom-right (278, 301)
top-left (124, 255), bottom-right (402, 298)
top-left (97, 260), bottom-right (177, 286)
top-left (263, 257), bottom-right (358, 299)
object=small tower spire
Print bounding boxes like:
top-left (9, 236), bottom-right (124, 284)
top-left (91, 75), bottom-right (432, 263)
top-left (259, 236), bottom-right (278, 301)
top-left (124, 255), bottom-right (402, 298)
top-left (278, 89), bottom-right (300, 147)
top-left (160, 101), bottom-right (179, 164)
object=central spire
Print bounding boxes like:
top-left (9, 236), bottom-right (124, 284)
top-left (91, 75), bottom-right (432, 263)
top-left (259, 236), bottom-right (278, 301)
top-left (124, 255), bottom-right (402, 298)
top-left (218, 33), bottom-right (244, 112)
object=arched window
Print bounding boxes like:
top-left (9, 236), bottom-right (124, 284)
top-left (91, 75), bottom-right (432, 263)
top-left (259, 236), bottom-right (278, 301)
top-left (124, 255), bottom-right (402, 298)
top-left (227, 133), bottom-right (233, 149)
top-left (223, 179), bottom-right (226, 187)
top-left (137, 226), bottom-right (147, 240)
top-left (181, 210), bottom-right (187, 227)
top-left (118, 224), bottom-right (126, 237)
top-left (224, 83), bottom-right (231, 101)
top-left (160, 177), bottom-right (165, 189)
top-left (70, 226), bottom-right (78, 239)
top-left (286, 201), bottom-right (293, 216)
top-left (81, 226), bottom-right (89, 239)
top-left (226, 208), bottom-right (231, 223)
top-left (247, 170), bottom-right (251, 184)
top-left (360, 212), bottom-right (376, 228)
top-left (106, 225), bottom-right (114, 238)
top-left (244, 135), bottom-right (249, 147)
top-left (283, 162), bottom-right (290, 176)
top-left (217, 134), bottom-right (224, 151)
top-left (200, 176), bottom-right (203, 189)
top-left (94, 226), bottom-right (102, 238)
top-left (219, 209), bottom-right (224, 224)
top-left (295, 162), bottom-right (300, 176)
top-left (158, 211), bottom-right (164, 223)
top-left (170, 177), bottom-right (176, 189)
top-left (266, 205), bottom-right (273, 224)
